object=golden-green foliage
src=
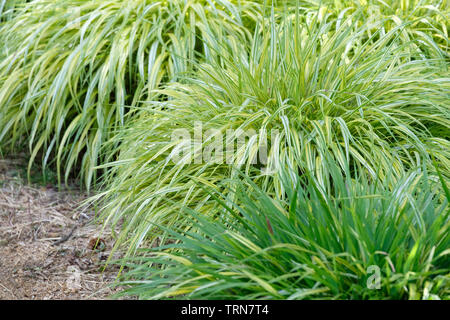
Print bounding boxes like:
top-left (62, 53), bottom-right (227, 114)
top-left (94, 11), bottom-right (449, 255)
top-left (0, 0), bottom-right (260, 189)
top-left (0, 0), bottom-right (449, 299)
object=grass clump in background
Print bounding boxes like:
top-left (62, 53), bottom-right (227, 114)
top-left (0, 0), bottom-right (261, 189)
top-left (0, 1), bottom-right (447, 190)
top-left (309, 0), bottom-right (448, 59)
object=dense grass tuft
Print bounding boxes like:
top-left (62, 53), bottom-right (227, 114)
top-left (0, 0), bottom-right (260, 189)
top-left (94, 11), bottom-right (449, 255)
top-left (116, 156), bottom-right (449, 300)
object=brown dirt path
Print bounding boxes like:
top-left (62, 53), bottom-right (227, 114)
top-left (0, 158), bottom-right (124, 299)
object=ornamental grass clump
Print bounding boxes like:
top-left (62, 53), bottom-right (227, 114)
top-left (115, 157), bottom-right (450, 300)
top-left (0, 1), bottom-right (448, 300)
top-left (0, 0), bottom-right (260, 189)
top-left (94, 12), bottom-right (449, 255)
top-left (0, 1), bottom-right (447, 188)
top-left (308, 0), bottom-right (449, 59)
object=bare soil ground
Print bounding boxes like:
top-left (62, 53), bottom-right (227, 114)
top-left (0, 157), bottom-right (124, 299)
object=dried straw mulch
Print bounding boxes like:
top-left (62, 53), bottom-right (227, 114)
top-left (0, 157), bottom-right (124, 300)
